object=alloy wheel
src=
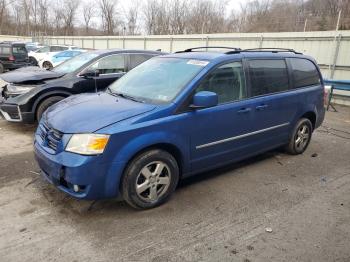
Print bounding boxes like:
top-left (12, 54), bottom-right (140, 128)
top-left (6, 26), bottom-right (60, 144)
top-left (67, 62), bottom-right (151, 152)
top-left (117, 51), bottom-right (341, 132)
top-left (135, 161), bottom-right (171, 202)
top-left (295, 124), bottom-right (310, 151)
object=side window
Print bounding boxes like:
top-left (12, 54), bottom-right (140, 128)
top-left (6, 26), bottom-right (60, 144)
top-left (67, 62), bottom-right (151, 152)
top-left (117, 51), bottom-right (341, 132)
top-left (37, 46), bottom-right (49, 53)
top-left (12, 45), bottom-right (27, 54)
top-left (88, 54), bottom-right (126, 74)
top-left (290, 58), bottom-right (320, 88)
top-left (248, 59), bottom-right (289, 97)
top-left (129, 54), bottom-right (153, 69)
top-left (1, 47), bottom-right (11, 55)
top-left (196, 61), bottom-right (247, 104)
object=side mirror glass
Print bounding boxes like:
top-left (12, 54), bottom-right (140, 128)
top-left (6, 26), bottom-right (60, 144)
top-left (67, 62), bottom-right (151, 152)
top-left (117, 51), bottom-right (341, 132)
top-left (190, 91), bottom-right (218, 109)
top-left (80, 70), bottom-right (100, 79)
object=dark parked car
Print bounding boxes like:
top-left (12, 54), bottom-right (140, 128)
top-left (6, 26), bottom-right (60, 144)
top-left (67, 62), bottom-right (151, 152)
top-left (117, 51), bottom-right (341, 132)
top-left (0, 49), bottom-right (165, 123)
top-left (0, 42), bottom-right (30, 73)
top-left (34, 47), bottom-right (326, 209)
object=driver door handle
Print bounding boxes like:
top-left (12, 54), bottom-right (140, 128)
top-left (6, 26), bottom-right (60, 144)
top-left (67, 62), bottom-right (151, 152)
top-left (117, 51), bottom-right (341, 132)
top-left (256, 104), bottom-right (268, 111)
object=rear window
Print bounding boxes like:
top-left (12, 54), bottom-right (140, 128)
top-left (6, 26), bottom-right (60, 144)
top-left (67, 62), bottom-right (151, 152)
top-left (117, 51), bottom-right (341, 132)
top-left (1, 46), bottom-right (11, 55)
top-left (248, 59), bottom-right (289, 97)
top-left (12, 45), bottom-right (27, 54)
top-left (289, 58), bottom-right (320, 88)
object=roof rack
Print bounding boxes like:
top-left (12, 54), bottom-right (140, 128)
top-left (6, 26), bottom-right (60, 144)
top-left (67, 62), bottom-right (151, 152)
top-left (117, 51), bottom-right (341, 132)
top-left (226, 48), bottom-right (302, 55)
top-left (176, 46), bottom-right (241, 53)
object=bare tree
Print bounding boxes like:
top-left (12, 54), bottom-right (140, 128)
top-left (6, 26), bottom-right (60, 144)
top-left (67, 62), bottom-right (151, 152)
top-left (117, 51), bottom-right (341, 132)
top-left (125, 0), bottom-right (139, 35)
top-left (83, 1), bottom-right (95, 34)
top-left (99, 0), bottom-right (117, 35)
top-left (62, 0), bottom-right (79, 35)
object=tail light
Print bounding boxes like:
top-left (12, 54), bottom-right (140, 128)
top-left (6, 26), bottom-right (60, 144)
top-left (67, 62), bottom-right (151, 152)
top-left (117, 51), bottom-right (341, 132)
top-left (8, 55), bottom-right (15, 61)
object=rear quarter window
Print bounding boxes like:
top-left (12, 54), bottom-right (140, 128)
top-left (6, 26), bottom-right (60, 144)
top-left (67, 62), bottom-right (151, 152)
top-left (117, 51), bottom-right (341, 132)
top-left (248, 59), bottom-right (289, 97)
top-left (289, 58), bottom-right (321, 88)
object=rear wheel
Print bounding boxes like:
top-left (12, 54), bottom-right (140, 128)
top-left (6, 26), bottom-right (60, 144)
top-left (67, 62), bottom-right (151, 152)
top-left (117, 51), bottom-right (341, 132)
top-left (122, 149), bottom-right (179, 209)
top-left (42, 61), bottom-right (53, 70)
top-left (36, 96), bottom-right (65, 121)
top-left (285, 118), bottom-right (313, 155)
top-left (0, 63), bottom-right (4, 73)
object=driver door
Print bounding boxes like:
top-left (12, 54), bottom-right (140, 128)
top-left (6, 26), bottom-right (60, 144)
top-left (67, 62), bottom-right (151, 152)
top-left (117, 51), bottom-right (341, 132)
top-left (78, 54), bottom-right (127, 92)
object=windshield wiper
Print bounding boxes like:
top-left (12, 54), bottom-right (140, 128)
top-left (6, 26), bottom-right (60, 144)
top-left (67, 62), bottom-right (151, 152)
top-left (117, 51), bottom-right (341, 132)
top-left (114, 92), bottom-right (144, 103)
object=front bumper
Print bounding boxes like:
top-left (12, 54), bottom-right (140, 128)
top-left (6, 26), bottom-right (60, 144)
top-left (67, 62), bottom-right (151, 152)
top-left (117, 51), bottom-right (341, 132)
top-left (34, 133), bottom-right (124, 200)
top-left (0, 102), bottom-right (34, 123)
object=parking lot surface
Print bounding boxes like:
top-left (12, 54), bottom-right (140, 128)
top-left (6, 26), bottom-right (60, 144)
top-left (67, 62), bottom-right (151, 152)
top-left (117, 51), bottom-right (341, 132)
top-left (0, 107), bottom-right (350, 262)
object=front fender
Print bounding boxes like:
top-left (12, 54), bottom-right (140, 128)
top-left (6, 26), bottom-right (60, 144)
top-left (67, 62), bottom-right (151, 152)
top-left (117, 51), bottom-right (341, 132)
top-left (103, 130), bottom-right (190, 198)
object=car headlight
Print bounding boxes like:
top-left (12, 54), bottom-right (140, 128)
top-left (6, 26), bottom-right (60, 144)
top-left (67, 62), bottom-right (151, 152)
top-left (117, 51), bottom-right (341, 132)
top-left (65, 134), bottom-right (110, 155)
top-left (7, 84), bottom-right (35, 94)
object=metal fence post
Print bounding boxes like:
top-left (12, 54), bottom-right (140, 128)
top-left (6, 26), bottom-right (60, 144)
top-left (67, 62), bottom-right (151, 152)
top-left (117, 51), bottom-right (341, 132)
top-left (93, 38), bottom-right (95, 49)
top-left (107, 38), bottom-right (110, 49)
top-left (82, 38), bottom-right (84, 49)
top-left (123, 37), bottom-right (125, 49)
top-left (170, 37), bottom-right (173, 52)
top-left (259, 35), bottom-right (264, 48)
top-left (205, 36), bottom-right (209, 51)
top-left (144, 37), bottom-right (147, 50)
top-left (331, 34), bottom-right (342, 79)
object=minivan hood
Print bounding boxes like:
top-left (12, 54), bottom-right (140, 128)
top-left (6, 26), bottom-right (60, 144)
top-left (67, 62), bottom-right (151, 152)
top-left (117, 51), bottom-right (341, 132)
top-left (45, 92), bottom-right (156, 133)
top-left (0, 67), bottom-right (64, 84)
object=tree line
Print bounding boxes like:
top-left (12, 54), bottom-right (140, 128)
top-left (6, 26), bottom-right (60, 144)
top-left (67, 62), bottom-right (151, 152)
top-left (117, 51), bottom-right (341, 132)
top-left (0, 0), bottom-right (349, 37)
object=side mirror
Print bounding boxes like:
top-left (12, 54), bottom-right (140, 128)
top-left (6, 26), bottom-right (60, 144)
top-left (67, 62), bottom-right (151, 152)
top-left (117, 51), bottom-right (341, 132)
top-left (79, 70), bottom-right (100, 79)
top-left (190, 91), bottom-right (218, 109)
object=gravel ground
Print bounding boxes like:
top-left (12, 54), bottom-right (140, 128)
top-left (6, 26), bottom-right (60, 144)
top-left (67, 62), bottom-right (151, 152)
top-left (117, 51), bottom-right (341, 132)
top-left (0, 106), bottom-right (349, 262)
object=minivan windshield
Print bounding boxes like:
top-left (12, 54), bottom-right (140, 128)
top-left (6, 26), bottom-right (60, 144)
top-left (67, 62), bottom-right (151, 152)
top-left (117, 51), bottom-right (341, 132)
top-left (108, 57), bottom-right (207, 103)
top-left (52, 52), bottom-right (99, 74)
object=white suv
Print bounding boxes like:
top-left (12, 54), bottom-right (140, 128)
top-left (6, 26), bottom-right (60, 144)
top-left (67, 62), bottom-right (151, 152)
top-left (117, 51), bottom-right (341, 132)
top-left (28, 45), bottom-right (78, 66)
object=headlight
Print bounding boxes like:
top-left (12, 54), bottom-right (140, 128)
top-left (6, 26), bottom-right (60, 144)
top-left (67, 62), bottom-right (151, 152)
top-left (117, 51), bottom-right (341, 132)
top-left (7, 84), bottom-right (35, 94)
top-left (65, 134), bottom-right (110, 155)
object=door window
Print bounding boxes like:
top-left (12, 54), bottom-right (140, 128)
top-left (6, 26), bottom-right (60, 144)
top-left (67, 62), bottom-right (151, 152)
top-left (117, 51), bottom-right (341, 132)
top-left (289, 58), bottom-right (320, 88)
top-left (129, 54), bottom-right (153, 69)
top-left (196, 61), bottom-right (247, 104)
top-left (248, 59), bottom-right (289, 97)
top-left (1, 46), bottom-right (11, 55)
top-left (37, 46), bottom-right (49, 53)
top-left (88, 54), bottom-right (126, 74)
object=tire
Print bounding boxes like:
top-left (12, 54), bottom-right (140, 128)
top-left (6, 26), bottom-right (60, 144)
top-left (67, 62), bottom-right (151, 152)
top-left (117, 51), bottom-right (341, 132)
top-left (42, 61), bottom-right (53, 70)
top-left (29, 57), bottom-right (38, 66)
top-left (36, 96), bottom-right (65, 121)
top-left (285, 118), bottom-right (313, 155)
top-left (121, 149), bottom-right (179, 209)
top-left (0, 63), bottom-right (4, 74)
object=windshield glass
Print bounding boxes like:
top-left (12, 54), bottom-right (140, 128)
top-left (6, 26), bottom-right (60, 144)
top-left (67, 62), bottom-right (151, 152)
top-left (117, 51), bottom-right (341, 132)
top-left (52, 52), bottom-right (99, 74)
top-left (109, 57), bottom-right (207, 103)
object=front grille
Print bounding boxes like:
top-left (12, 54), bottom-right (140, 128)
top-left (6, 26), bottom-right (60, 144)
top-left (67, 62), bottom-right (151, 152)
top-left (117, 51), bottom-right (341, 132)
top-left (39, 122), bottom-right (63, 152)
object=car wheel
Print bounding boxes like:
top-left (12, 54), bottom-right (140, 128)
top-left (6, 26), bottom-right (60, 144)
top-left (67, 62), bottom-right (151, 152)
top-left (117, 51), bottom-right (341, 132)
top-left (122, 149), bottom-right (179, 209)
top-left (0, 63), bottom-right (4, 74)
top-left (285, 118), bottom-right (313, 155)
top-left (29, 57), bottom-right (38, 66)
top-left (43, 61), bottom-right (53, 70)
top-left (36, 96), bottom-right (65, 121)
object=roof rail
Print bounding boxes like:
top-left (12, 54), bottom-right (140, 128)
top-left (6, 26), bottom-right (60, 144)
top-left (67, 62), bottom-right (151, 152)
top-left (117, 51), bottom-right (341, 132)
top-left (226, 48), bottom-right (302, 55)
top-left (176, 46), bottom-right (241, 53)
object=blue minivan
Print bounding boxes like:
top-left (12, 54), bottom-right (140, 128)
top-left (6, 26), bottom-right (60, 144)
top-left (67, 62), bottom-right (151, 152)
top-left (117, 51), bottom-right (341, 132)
top-left (34, 48), bottom-right (325, 209)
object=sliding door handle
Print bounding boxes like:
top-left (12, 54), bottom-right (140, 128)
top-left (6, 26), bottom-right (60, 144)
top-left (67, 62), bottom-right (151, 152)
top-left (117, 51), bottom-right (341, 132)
top-left (237, 108), bottom-right (251, 114)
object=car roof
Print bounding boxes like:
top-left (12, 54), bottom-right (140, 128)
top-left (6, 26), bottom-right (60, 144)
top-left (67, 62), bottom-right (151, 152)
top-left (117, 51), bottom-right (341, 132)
top-left (163, 50), bottom-right (315, 64)
top-left (89, 49), bottom-right (167, 56)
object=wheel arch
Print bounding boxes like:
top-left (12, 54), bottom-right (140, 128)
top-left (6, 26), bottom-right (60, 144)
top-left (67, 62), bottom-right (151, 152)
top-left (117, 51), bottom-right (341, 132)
top-left (32, 90), bottom-right (72, 120)
top-left (301, 111), bottom-right (316, 130)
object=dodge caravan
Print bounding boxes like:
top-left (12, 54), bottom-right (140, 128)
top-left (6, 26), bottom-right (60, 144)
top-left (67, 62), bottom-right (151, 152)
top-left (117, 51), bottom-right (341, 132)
top-left (34, 47), bottom-right (326, 209)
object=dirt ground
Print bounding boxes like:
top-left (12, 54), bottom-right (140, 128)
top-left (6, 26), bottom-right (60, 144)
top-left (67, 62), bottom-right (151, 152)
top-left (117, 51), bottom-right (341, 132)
top-left (0, 106), bottom-right (350, 262)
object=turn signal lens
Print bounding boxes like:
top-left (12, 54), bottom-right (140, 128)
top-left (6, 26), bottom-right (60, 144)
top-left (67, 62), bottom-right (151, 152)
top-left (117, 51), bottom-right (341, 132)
top-left (66, 134), bottom-right (110, 155)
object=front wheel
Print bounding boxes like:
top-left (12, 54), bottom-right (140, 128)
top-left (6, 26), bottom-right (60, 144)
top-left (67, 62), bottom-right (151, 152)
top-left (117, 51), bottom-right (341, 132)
top-left (121, 149), bottom-right (179, 209)
top-left (36, 96), bottom-right (65, 121)
top-left (285, 118), bottom-right (313, 155)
